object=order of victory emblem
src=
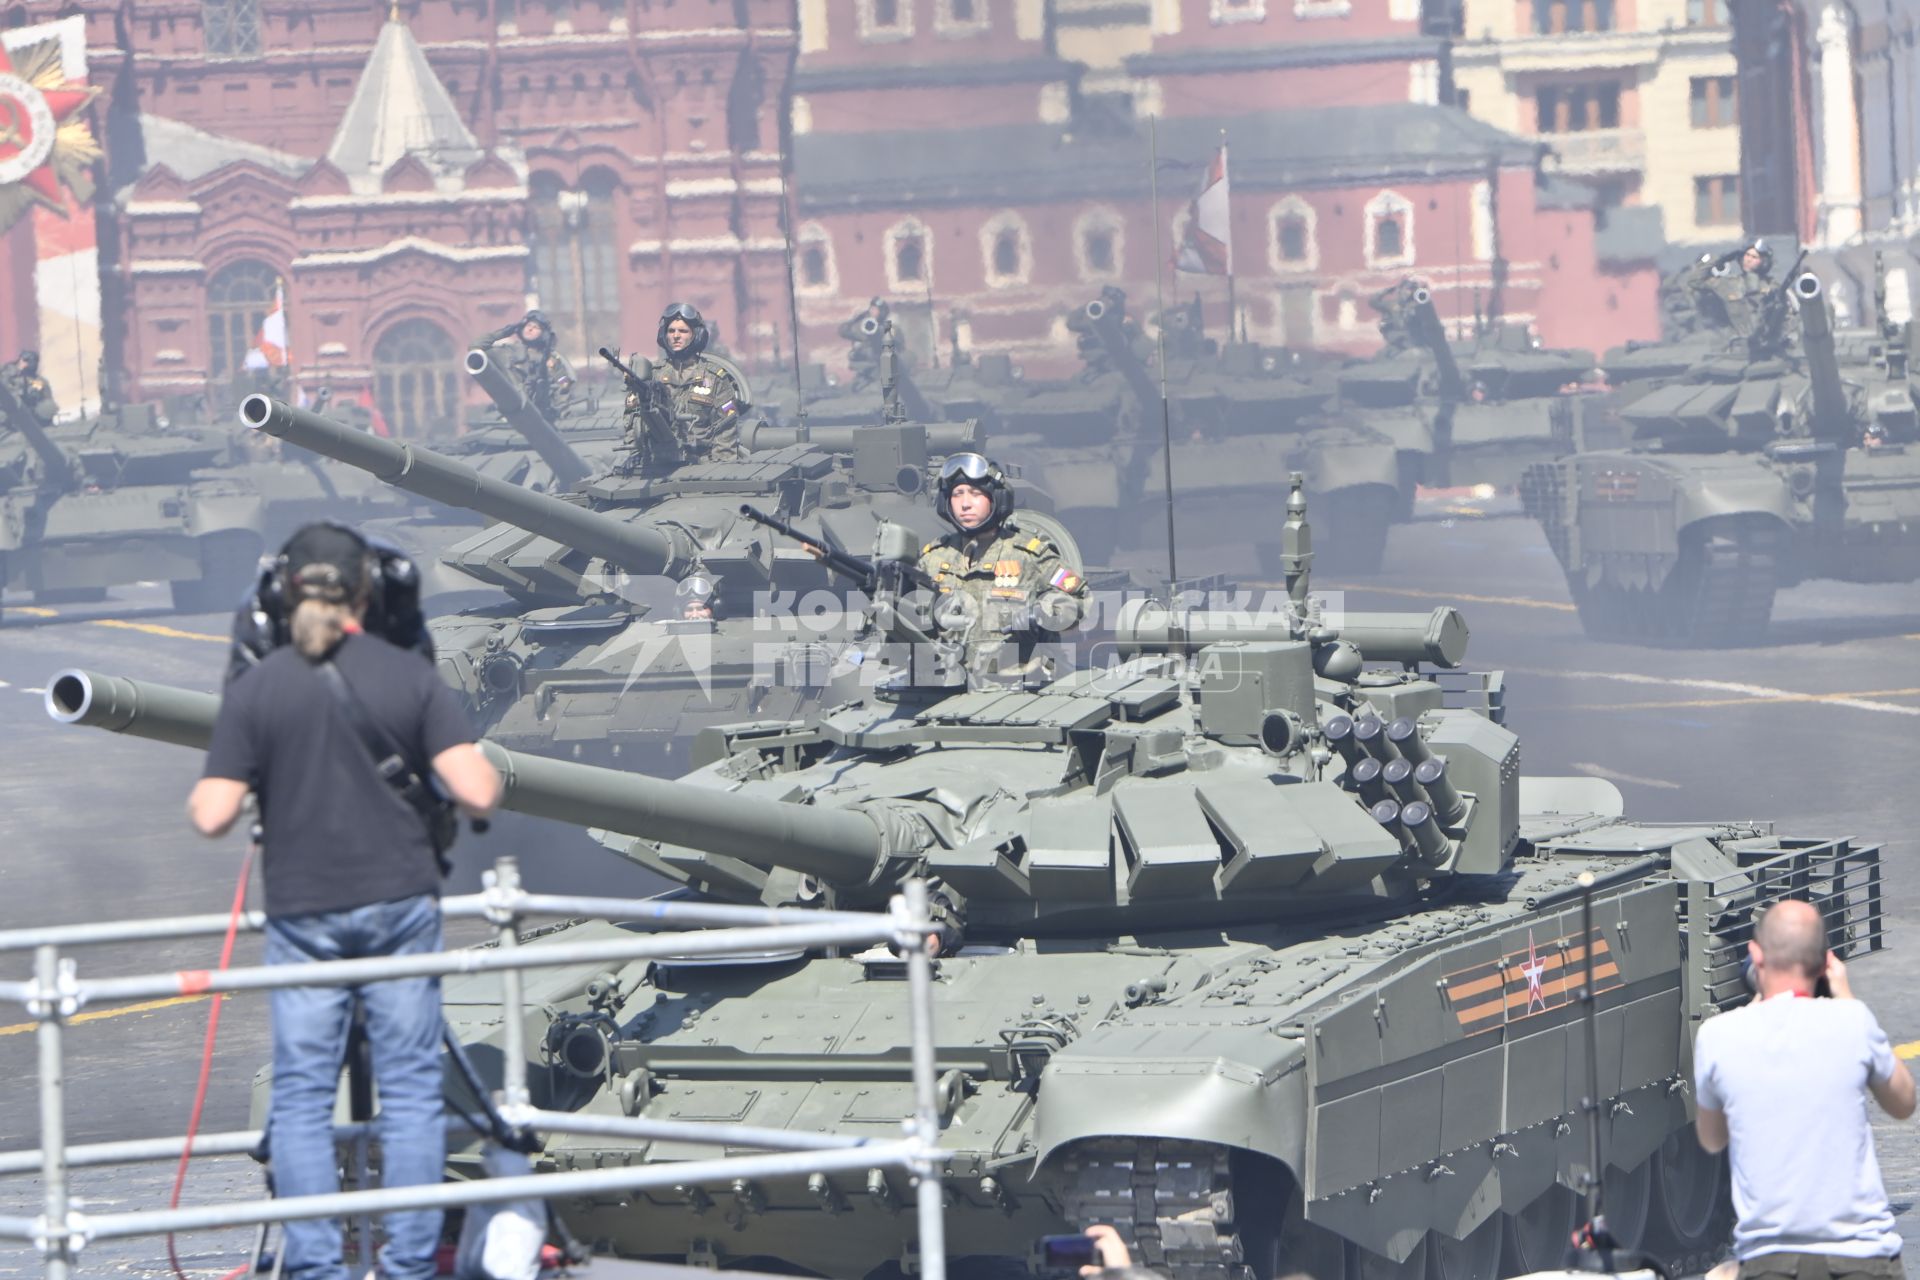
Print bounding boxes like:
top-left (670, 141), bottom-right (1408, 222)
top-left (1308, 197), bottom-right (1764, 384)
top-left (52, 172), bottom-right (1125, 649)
top-left (0, 36), bottom-right (101, 232)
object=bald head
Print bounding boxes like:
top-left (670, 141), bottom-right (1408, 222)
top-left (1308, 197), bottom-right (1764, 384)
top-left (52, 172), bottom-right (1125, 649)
top-left (1754, 899), bottom-right (1829, 981)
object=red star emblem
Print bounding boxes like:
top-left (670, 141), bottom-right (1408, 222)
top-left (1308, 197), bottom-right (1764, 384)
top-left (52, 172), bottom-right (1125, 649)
top-left (0, 41), bottom-right (98, 212)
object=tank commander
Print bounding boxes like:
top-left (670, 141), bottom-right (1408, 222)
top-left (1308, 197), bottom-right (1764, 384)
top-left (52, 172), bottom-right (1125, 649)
top-left (1687, 239), bottom-right (1777, 341)
top-left (914, 452), bottom-right (1088, 681)
top-left (2, 350), bottom-right (58, 426)
top-left (475, 309), bottom-right (575, 420)
top-left (622, 303), bottom-right (744, 465)
top-left (1370, 278), bottom-right (1427, 353)
top-left (840, 297), bottom-right (891, 390)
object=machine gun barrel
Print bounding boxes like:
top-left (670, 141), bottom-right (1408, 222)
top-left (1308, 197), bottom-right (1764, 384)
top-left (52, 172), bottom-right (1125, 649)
top-left (464, 348), bottom-right (592, 490)
top-left (1114, 603), bottom-right (1468, 668)
top-left (738, 503), bottom-right (877, 587)
top-left (1793, 273), bottom-right (1853, 440)
top-left (0, 373), bottom-right (74, 488)
top-left (597, 346), bottom-right (647, 385)
top-left (239, 395), bottom-right (689, 577)
top-left (1409, 287), bottom-right (1468, 402)
top-left (46, 668), bottom-right (893, 886)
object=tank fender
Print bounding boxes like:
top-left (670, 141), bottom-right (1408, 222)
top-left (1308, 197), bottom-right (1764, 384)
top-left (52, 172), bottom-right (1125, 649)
top-left (1297, 436), bottom-right (1402, 494)
top-left (1031, 1030), bottom-right (1309, 1175)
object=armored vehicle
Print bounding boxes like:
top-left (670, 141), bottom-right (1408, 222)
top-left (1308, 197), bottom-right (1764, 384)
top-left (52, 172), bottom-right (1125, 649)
top-left (1346, 283), bottom-right (1600, 492)
top-left (442, 347), bottom-right (627, 497)
top-left (0, 378), bottom-right (411, 621)
top-left (47, 480), bottom-right (1884, 1280)
top-left (1521, 270), bottom-right (1920, 644)
top-left (242, 393), bottom-right (1080, 772)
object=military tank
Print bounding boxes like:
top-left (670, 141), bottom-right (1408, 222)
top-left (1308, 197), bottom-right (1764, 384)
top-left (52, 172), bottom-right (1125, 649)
top-left (0, 376), bottom-right (412, 622)
top-left (45, 479), bottom-right (1887, 1280)
top-left (441, 347), bottom-right (626, 497)
top-left (240, 391), bottom-right (1081, 772)
top-left (1520, 269), bottom-right (1920, 644)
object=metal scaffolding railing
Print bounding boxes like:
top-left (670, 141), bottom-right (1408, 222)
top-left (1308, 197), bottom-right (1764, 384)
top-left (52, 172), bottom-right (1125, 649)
top-left (0, 858), bottom-right (949, 1280)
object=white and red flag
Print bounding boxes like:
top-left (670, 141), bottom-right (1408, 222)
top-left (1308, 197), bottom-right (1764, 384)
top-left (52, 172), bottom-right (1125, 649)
top-left (1173, 142), bottom-right (1231, 275)
top-left (246, 278), bottom-right (289, 369)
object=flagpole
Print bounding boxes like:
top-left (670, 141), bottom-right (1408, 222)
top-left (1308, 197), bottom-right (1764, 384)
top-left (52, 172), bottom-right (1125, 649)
top-left (1220, 128), bottom-right (1238, 345)
top-left (1149, 114), bottom-right (1179, 588)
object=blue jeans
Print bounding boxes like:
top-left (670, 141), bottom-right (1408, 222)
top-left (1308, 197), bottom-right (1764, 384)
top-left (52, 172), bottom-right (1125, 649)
top-left (266, 893), bottom-right (446, 1280)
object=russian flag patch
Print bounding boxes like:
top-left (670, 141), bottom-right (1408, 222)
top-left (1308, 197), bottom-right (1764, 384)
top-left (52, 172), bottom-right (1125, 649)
top-left (1049, 568), bottom-right (1081, 593)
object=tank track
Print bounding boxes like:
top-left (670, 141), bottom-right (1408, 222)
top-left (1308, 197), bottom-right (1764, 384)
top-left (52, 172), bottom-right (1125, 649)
top-left (1679, 520), bottom-right (1778, 644)
top-left (1055, 1140), bottom-right (1248, 1280)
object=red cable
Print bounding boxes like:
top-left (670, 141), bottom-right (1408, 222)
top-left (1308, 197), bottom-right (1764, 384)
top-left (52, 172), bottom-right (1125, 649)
top-left (167, 840), bottom-right (256, 1280)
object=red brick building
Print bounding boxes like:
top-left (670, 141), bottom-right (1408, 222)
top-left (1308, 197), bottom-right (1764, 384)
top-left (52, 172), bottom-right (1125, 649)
top-left (2, 0), bottom-right (796, 432)
top-left (787, 0), bottom-right (1660, 368)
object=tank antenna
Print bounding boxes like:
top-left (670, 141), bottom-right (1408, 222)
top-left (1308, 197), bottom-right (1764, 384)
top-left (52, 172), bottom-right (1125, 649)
top-left (777, 168), bottom-right (809, 428)
top-left (1147, 113), bottom-right (1180, 588)
top-left (1281, 471), bottom-right (1312, 608)
top-left (1569, 869), bottom-right (1617, 1271)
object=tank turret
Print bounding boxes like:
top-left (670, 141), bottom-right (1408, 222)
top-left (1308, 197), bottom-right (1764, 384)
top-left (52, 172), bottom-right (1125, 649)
top-left (239, 394), bottom-right (698, 579)
top-left (0, 370), bottom-right (76, 489)
top-left (465, 348), bottom-right (594, 490)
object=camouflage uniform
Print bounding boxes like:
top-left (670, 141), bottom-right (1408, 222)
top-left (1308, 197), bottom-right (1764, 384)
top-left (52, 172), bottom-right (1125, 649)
top-left (629, 355), bottom-right (744, 466)
top-left (1685, 258), bottom-right (1772, 341)
top-left (1, 358), bottom-right (57, 428)
top-left (915, 517), bottom-right (1088, 676)
top-left (475, 320), bottom-right (575, 420)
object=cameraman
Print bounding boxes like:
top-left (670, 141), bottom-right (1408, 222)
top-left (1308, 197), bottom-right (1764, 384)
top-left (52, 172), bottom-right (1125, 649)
top-left (188, 523), bottom-right (502, 1280)
top-left (1695, 899), bottom-right (1915, 1280)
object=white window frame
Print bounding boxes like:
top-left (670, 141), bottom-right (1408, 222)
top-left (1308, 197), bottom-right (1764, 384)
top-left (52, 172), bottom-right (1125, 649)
top-left (858, 0), bottom-right (915, 41)
top-left (1364, 190), bottom-right (1416, 269)
top-left (1073, 206), bottom-right (1126, 282)
top-left (1267, 196), bottom-right (1318, 273)
top-left (980, 211), bottom-right (1033, 289)
top-left (885, 216), bottom-right (934, 292)
top-left (1294, 0), bottom-right (1352, 17)
top-left (795, 221), bottom-right (838, 297)
top-left (934, 0), bottom-right (990, 37)
top-left (1211, 0), bottom-right (1267, 22)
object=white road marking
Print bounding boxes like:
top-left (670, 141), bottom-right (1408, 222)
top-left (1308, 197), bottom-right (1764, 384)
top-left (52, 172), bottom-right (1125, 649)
top-left (1571, 761), bottom-right (1683, 791)
top-left (1514, 667), bottom-right (1920, 718)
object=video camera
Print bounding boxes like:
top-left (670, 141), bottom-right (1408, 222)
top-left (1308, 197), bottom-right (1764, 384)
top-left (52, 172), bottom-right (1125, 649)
top-left (225, 530), bottom-right (433, 688)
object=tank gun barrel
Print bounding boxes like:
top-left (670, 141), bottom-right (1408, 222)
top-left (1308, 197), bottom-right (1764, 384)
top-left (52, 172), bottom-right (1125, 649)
top-left (1069, 295), bottom-right (1160, 413)
top-left (464, 348), bottom-right (593, 490)
top-left (239, 395), bottom-right (691, 577)
top-left (742, 420), bottom-right (981, 455)
top-left (1793, 273), bottom-right (1853, 440)
top-left (1408, 287), bottom-right (1468, 401)
top-left (0, 372), bottom-right (74, 488)
top-left (1114, 602), bottom-right (1468, 668)
top-left (46, 668), bottom-right (894, 887)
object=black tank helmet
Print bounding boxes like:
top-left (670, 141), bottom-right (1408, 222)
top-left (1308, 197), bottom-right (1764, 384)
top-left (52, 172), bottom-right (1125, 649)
top-left (1747, 238), bottom-right (1775, 278)
top-left (519, 310), bottom-right (556, 352)
top-left (657, 302), bottom-right (711, 359)
top-left (935, 452), bottom-right (1013, 533)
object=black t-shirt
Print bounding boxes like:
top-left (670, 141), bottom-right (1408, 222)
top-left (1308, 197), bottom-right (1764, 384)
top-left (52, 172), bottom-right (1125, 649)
top-left (202, 633), bottom-right (477, 917)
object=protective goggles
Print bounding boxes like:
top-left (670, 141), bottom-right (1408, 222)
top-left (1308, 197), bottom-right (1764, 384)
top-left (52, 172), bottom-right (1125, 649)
top-left (939, 453), bottom-right (996, 484)
top-left (660, 303), bottom-right (702, 325)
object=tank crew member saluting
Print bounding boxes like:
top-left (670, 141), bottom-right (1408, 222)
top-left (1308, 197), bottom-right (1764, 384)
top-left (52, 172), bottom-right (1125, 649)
top-left (915, 452), bottom-right (1088, 678)
top-left (1688, 238), bottom-right (1776, 340)
top-left (624, 302), bottom-right (744, 465)
top-left (475, 309), bottom-right (575, 420)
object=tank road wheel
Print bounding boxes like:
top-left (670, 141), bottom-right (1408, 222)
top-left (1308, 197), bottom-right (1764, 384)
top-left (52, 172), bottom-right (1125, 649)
top-left (1056, 1140), bottom-right (1251, 1280)
top-left (1599, 1156), bottom-right (1656, 1253)
top-left (1430, 1214), bottom-right (1503, 1280)
top-left (1656, 517), bottom-right (1781, 647)
top-left (1651, 1127), bottom-right (1732, 1272)
top-left (1315, 485), bottom-right (1397, 578)
top-left (1500, 1184), bottom-right (1577, 1277)
top-left (171, 531), bottom-right (265, 615)
top-left (1353, 1235), bottom-right (1427, 1280)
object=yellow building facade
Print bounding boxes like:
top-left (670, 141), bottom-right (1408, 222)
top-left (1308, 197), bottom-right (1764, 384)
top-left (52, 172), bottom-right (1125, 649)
top-left (1452, 0), bottom-right (1743, 243)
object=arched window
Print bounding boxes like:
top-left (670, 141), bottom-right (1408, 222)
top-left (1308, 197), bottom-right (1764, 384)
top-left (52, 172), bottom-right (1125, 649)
top-left (206, 260), bottom-right (278, 382)
top-left (201, 0), bottom-right (260, 55)
top-left (373, 319), bottom-right (461, 439)
top-left (886, 217), bottom-right (932, 292)
top-left (1073, 207), bottom-right (1125, 281)
top-left (1364, 190), bottom-right (1415, 268)
top-left (1268, 197), bottom-right (1318, 272)
top-left (528, 168), bottom-right (624, 362)
top-left (979, 211), bottom-right (1031, 288)
top-left (795, 221), bottom-right (837, 295)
